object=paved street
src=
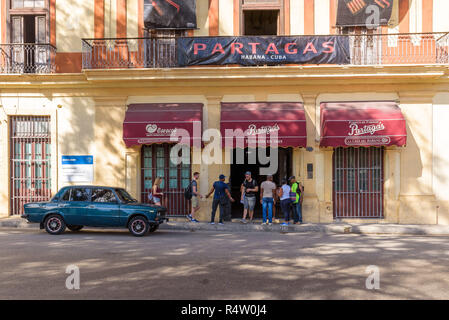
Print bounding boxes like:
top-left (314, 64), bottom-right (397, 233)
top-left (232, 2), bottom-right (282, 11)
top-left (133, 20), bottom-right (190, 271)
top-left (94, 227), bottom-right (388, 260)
top-left (1, 227), bottom-right (449, 300)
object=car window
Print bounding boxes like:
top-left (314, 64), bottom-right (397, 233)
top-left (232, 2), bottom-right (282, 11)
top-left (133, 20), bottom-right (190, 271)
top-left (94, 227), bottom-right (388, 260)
top-left (61, 189), bottom-right (71, 201)
top-left (91, 189), bottom-right (117, 203)
top-left (71, 188), bottom-right (90, 202)
top-left (115, 188), bottom-right (137, 203)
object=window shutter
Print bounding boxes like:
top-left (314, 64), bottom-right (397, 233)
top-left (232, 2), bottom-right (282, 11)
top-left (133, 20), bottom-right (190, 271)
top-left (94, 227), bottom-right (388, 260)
top-left (11, 16), bottom-right (24, 43)
top-left (35, 16), bottom-right (47, 44)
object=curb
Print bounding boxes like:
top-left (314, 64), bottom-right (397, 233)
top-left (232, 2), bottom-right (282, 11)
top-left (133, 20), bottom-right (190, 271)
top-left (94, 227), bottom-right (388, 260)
top-left (2, 218), bottom-right (449, 236)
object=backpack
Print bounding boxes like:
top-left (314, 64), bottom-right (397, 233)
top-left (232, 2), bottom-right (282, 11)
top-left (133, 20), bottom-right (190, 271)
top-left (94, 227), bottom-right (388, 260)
top-left (184, 180), bottom-right (193, 200)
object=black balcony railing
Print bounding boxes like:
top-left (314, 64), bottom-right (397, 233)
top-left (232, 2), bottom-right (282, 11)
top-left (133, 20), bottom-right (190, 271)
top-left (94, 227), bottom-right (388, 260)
top-left (82, 32), bottom-right (449, 70)
top-left (0, 43), bottom-right (56, 74)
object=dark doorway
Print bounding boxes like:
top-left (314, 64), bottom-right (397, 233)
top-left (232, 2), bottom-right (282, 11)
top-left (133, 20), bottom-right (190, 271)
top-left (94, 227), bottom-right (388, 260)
top-left (243, 10), bottom-right (279, 35)
top-left (229, 147), bottom-right (292, 219)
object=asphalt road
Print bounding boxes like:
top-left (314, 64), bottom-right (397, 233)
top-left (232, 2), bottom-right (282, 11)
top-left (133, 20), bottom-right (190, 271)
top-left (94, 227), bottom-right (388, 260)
top-left (0, 227), bottom-right (449, 300)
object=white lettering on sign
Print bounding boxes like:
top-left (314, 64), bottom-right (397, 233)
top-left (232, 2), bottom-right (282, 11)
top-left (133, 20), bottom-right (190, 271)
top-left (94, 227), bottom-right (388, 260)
top-left (348, 121), bottom-right (385, 136)
top-left (246, 124), bottom-right (280, 136)
top-left (146, 124), bottom-right (178, 136)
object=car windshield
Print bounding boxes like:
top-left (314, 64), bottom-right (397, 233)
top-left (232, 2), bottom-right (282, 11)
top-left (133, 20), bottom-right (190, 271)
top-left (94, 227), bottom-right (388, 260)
top-left (115, 188), bottom-right (138, 203)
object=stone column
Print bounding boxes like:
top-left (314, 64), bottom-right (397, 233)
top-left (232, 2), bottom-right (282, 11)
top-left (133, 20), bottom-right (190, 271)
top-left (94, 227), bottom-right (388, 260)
top-left (194, 95), bottom-right (224, 222)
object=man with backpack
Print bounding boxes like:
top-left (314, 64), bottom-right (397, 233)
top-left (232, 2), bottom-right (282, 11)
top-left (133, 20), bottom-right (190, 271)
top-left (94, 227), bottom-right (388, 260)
top-left (289, 176), bottom-right (304, 224)
top-left (186, 172), bottom-right (202, 223)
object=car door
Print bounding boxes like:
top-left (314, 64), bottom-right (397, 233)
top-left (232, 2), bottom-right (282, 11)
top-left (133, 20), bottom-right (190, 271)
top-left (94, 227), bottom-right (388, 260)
top-left (88, 188), bottom-right (121, 227)
top-left (59, 187), bottom-right (91, 226)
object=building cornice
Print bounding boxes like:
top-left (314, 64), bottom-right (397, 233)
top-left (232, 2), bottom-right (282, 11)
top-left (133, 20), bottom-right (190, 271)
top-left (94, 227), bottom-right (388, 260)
top-left (0, 65), bottom-right (447, 90)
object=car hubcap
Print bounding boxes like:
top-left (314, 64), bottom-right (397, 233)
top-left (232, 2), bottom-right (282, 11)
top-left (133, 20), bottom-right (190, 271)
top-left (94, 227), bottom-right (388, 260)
top-left (132, 220), bottom-right (145, 234)
top-left (48, 218), bottom-right (61, 232)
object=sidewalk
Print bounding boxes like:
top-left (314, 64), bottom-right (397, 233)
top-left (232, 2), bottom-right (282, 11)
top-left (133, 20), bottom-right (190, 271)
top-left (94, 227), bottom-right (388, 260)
top-left (2, 216), bottom-right (449, 236)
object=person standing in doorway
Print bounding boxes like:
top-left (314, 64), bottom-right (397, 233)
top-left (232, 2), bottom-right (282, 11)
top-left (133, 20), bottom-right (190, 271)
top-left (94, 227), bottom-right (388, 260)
top-left (187, 172), bottom-right (202, 223)
top-left (152, 177), bottom-right (164, 207)
top-left (206, 174), bottom-right (235, 225)
top-left (240, 171), bottom-right (258, 223)
top-left (289, 176), bottom-right (304, 224)
top-left (260, 175), bottom-right (276, 225)
top-left (278, 178), bottom-right (292, 226)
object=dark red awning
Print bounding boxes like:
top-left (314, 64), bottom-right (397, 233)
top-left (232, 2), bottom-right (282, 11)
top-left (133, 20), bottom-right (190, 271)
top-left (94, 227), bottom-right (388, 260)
top-left (220, 102), bottom-right (307, 148)
top-left (123, 103), bottom-right (203, 148)
top-left (320, 101), bottom-right (407, 147)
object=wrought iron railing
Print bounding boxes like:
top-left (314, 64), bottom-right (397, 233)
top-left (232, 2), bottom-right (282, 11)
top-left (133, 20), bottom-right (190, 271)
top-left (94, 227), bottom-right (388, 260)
top-left (0, 43), bottom-right (56, 74)
top-left (82, 32), bottom-right (449, 69)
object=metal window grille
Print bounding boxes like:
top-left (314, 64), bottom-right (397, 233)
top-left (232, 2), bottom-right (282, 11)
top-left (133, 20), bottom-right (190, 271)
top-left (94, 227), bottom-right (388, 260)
top-left (333, 147), bottom-right (384, 219)
top-left (10, 116), bottom-right (52, 215)
top-left (141, 144), bottom-right (191, 216)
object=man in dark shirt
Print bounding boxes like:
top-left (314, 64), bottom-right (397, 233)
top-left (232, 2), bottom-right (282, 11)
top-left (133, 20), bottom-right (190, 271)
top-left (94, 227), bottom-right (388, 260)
top-left (240, 171), bottom-right (258, 223)
top-left (206, 174), bottom-right (234, 225)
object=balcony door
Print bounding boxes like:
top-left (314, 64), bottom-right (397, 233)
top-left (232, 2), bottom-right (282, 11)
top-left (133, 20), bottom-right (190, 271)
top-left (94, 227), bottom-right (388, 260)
top-left (7, 0), bottom-right (49, 73)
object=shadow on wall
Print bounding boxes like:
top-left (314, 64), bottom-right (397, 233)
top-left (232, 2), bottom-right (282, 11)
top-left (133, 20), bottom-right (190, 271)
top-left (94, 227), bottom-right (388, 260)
top-left (58, 97), bottom-right (127, 188)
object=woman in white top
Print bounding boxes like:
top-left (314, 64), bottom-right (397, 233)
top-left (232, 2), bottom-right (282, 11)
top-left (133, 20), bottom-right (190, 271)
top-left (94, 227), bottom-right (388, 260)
top-left (278, 178), bottom-right (292, 225)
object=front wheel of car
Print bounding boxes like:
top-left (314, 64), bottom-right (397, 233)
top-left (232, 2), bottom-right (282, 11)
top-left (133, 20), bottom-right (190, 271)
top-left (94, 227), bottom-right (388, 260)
top-left (128, 216), bottom-right (149, 237)
top-left (67, 225), bottom-right (83, 232)
top-left (44, 214), bottom-right (66, 235)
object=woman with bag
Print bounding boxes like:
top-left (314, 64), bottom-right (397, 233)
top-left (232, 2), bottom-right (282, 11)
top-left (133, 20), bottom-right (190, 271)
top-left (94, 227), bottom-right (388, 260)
top-left (278, 178), bottom-right (292, 226)
top-left (152, 177), bottom-right (164, 207)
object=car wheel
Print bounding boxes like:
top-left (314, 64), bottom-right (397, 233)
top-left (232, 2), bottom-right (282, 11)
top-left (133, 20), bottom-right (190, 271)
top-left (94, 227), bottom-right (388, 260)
top-left (44, 214), bottom-right (66, 235)
top-left (67, 225), bottom-right (83, 232)
top-left (128, 216), bottom-right (149, 237)
top-left (149, 225), bottom-right (159, 233)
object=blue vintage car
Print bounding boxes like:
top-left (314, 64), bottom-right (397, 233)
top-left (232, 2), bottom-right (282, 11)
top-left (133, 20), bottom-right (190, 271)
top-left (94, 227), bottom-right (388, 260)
top-left (21, 186), bottom-right (167, 237)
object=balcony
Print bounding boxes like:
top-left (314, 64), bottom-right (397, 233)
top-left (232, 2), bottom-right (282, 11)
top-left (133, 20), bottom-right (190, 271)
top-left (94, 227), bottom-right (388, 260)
top-left (0, 43), bottom-right (56, 74)
top-left (82, 32), bottom-right (449, 70)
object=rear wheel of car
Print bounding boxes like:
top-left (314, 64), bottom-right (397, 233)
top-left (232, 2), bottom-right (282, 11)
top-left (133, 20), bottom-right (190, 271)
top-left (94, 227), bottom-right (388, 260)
top-left (149, 225), bottom-right (159, 233)
top-left (44, 214), bottom-right (66, 235)
top-left (128, 216), bottom-right (149, 237)
top-left (67, 225), bottom-right (83, 232)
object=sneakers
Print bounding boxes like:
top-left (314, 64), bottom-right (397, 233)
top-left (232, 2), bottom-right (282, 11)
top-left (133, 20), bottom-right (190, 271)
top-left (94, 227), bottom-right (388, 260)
top-left (218, 222), bottom-right (224, 225)
top-left (268, 223), bottom-right (272, 226)
top-left (281, 222), bottom-right (289, 226)
top-left (187, 214), bottom-right (192, 221)
top-left (191, 219), bottom-right (199, 223)
top-left (240, 219), bottom-right (247, 224)
top-left (210, 222), bottom-right (215, 225)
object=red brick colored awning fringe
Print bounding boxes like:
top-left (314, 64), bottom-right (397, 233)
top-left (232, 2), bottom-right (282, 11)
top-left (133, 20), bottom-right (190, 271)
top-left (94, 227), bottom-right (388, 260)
top-left (320, 101), bottom-right (407, 148)
top-left (220, 102), bottom-right (307, 148)
top-left (123, 103), bottom-right (203, 148)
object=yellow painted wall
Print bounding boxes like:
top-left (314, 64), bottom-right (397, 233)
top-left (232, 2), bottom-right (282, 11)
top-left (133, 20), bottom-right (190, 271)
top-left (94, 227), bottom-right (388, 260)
top-left (433, 0), bottom-right (449, 32)
top-left (195, 0), bottom-right (210, 36)
top-left (219, 0), bottom-right (234, 35)
top-left (56, 0), bottom-right (95, 52)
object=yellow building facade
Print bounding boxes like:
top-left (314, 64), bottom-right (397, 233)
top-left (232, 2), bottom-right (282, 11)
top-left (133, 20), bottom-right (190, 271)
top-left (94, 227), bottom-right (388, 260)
top-left (1, 0), bottom-right (449, 225)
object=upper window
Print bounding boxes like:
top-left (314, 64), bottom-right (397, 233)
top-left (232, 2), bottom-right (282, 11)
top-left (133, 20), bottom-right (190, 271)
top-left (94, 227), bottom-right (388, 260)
top-left (11, 0), bottom-right (45, 9)
top-left (240, 0), bottom-right (285, 36)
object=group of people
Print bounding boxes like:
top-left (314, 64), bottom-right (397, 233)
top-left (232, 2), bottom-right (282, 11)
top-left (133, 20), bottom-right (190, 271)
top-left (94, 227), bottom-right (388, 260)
top-left (185, 171), bottom-right (304, 226)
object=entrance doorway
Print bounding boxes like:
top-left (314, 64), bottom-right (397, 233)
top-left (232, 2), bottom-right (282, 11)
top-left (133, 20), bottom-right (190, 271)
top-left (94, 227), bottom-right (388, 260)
top-left (229, 147), bottom-right (292, 219)
top-left (333, 147), bottom-right (384, 218)
top-left (10, 116), bottom-right (52, 215)
top-left (141, 144), bottom-right (191, 216)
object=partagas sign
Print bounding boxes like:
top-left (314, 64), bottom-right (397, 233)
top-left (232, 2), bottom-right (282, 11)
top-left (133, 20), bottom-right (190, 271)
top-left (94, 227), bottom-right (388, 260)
top-left (336, 0), bottom-right (395, 27)
top-left (178, 36), bottom-right (351, 67)
top-left (144, 0), bottom-right (196, 29)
